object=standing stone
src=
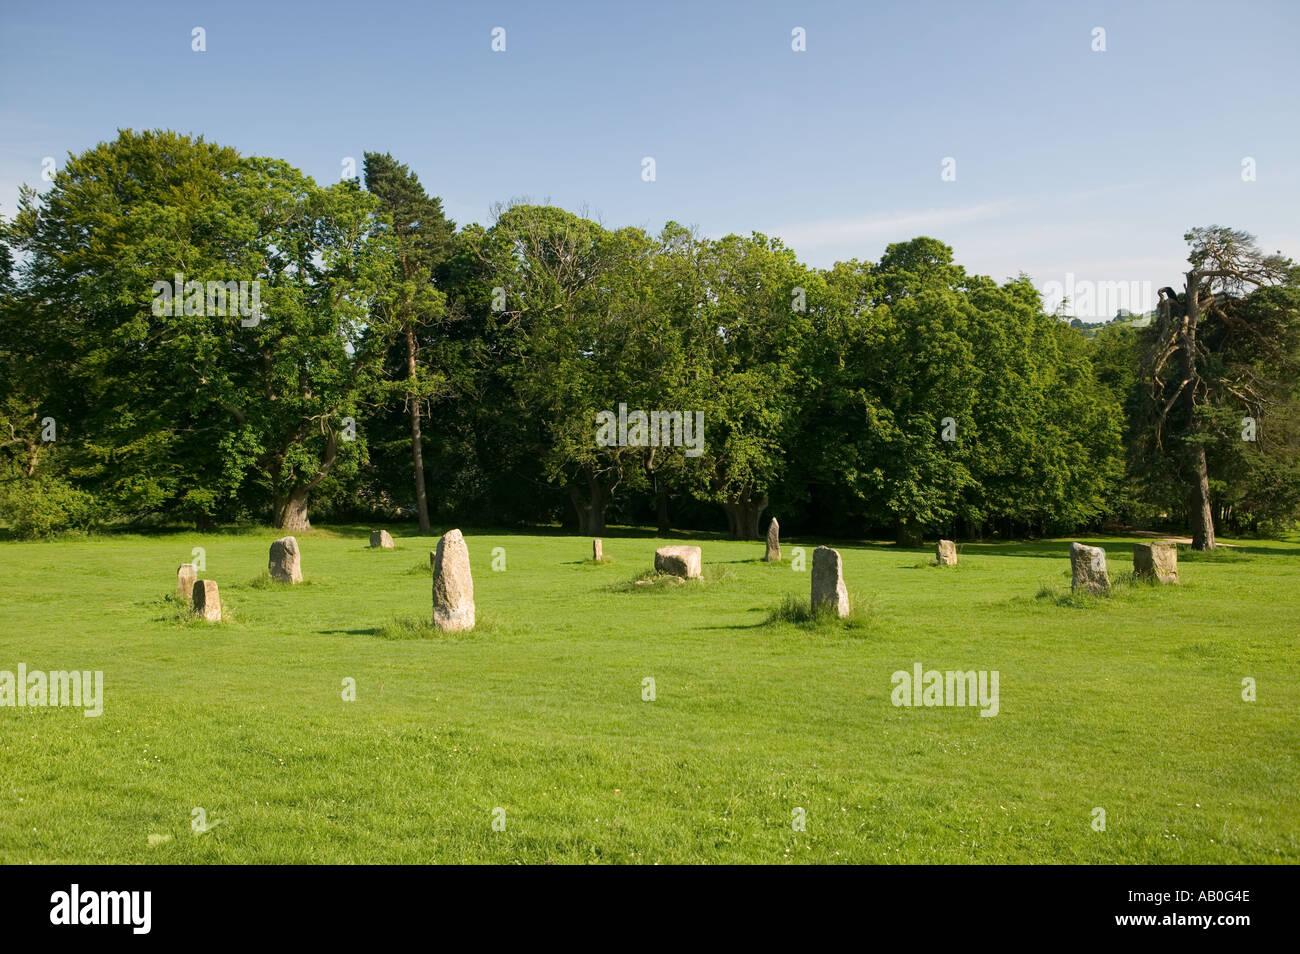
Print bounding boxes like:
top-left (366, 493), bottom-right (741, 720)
top-left (176, 563), bottom-right (197, 600)
top-left (192, 580), bottom-right (222, 622)
top-left (811, 546), bottom-right (850, 617)
top-left (1070, 542), bottom-right (1110, 595)
top-left (370, 530), bottom-right (395, 550)
top-left (1133, 542), bottom-right (1178, 584)
top-left (936, 539), bottom-right (958, 566)
top-left (764, 518), bottom-right (781, 562)
top-left (268, 536), bottom-right (303, 584)
top-left (433, 529), bottom-right (475, 631)
top-left (592, 539), bottom-right (603, 562)
top-left (654, 545), bottom-right (702, 580)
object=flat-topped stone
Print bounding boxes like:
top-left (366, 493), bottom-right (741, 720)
top-left (1133, 542), bottom-right (1177, 584)
top-left (936, 539), bottom-right (958, 566)
top-left (654, 545), bottom-right (701, 580)
top-left (1070, 542), bottom-right (1110, 595)
top-left (192, 580), bottom-right (222, 622)
top-left (177, 563), bottom-right (197, 600)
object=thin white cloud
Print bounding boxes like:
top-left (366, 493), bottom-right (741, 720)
top-left (770, 181), bottom-right (1158, 255)
top-left (773, 200), bottom-right (1016, 248)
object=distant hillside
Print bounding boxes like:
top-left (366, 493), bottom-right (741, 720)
top-left (1066, 310), bottom-right (1154, 338)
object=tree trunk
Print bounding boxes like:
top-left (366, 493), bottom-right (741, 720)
top-left (655, 491), bottom-right (671, 535)
top-left (895, 516), bottom-right (924, 547)
top-left (1189, 445), bottom-right (1215, 549)
top-left (721, 496), bottom-right (767, 540)
top-left (1181, 272), bottom-right (1216, 550)
top-left (569, 477), bottom-right (609, 535)
top-left (406, 326), bottom-right (431, 534)
top-left (269, 430), bottom-right (340, 533)
top-left (274, 489), bottom-right (312, 532)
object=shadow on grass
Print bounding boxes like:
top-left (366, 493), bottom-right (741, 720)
top-left (709, 605), bottom-right (781, 631)
top-left (1175, 545), bottom-right (1255, 563)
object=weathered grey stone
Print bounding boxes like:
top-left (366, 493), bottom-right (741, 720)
top-left (654, 545), bottom-right (701, 580)
top-left (192, 580), bottom-right (222, 622)
top-left (1070, 542), bottom-right (1110, 595)
top-left (177, 563), bottom-right (197, 600)
top-left (592, 538), bottom-right (603, 562)
top-left (764, 518), bottom-right (781, 562)
top-left (370, 530), bottom-right (395, 550)
top-left (433, 529), bottom-right (475, 631)
top-left (1134, 542), bottom-right (1178, 584)
top-left (269, 536), bottom-right (303, 584)
top-left (811, 545), bottom-right (850, 617)
top-left (936, 539), bottom-right (958, 566)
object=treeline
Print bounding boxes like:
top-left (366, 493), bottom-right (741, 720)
top-left (2, 130), bottom-right (1298, 543)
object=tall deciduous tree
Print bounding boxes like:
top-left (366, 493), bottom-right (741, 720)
top-left (813, 238), bottom-right (978, 545)
top-left (685, 233), bottom-right (811, 539)
top-left (470, 205), bottom-right (662, 534)
top-left (6, 130), bottom-right (392, 531)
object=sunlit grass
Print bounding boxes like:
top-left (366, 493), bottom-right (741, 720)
top-left (0, 526), bottom-right (1295, 863)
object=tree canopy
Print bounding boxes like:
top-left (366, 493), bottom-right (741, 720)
top-left (3, 131), bottom-right (1297, 543)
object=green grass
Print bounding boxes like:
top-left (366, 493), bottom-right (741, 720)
top-left (0, 526), bottom-right (1296, 864)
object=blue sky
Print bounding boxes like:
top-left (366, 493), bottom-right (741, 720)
top-left (2, 0), bottom-right (1297, 317)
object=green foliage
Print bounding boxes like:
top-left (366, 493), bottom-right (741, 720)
top-left (0, 129), bottom-right (1292, 543)
top-left (0, 475), bottom-right (99, 537)
top-left (3, 130), bottom-right (393, 532)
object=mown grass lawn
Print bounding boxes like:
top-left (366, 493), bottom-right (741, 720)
top-left (0, 526), bottom-right (1296, 864)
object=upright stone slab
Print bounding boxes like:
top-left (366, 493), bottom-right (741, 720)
top-left (654, 545), bottom-right (701, 580)
top-left (370, 530), bottom-right (395, 550)
top-left (764, 518), bottom-right (781, 562)
top-left (811, 546), bottom-right (850, 617)
top-left (192, 580), bottom-right (222, 622)
top-left (1133, 542), bottom-right (1178, 584)
top-left (269, 536), bottom-right (303, 583)
top-left (176, 563), bottom-right (197, 600)
top-left (936, 539), bottom-right (958, 566)
top-left (592, 539), bottom-right (603, 562)
top-left (1070, 542), bottom-right (1110, 595)
top-left (433, 529), bottom-right (475, 631)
